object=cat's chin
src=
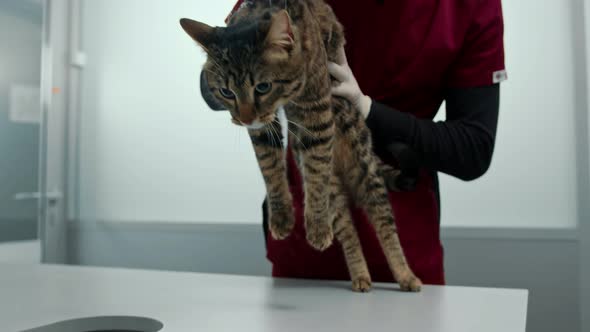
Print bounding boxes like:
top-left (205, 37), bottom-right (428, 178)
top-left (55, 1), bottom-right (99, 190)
top-left (244, 121), bottom-right (266, 130)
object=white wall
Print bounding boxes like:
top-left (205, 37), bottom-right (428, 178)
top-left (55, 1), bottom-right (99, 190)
top-left (78, 0), bottom-right (265, 223)
top-left (434, 0), bottom-right (578, 228)
top-left (77, 0), bottom-right (579, 229)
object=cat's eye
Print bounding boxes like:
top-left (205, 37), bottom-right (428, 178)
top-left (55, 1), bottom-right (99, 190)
top-left (255, 83), bottom-right (272, 95)
top-left (219, 88), bottom-right (235, 99)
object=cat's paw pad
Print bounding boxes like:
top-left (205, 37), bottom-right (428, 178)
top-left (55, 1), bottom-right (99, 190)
top-left (351, 277), bottom-right (372, 293)
top-left (398, 274), bottom-right (422, 292)
top-left (305, 220), bottom-right (334, 251)
top-left (269, 211), bottom-right (295, 240)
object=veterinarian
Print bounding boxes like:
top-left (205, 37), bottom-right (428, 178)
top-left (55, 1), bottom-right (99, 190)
top-left (201, 0), bottom-right (506, 286)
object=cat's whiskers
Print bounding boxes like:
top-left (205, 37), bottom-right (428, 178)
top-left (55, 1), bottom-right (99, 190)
top-left (268, 123), bottom-right (282, 148)
top-left (264, 126), bottom-right (276, 148)
top-left (275, 119), bottom-right (305, 150)
top-left (266, 125), bottom-right (276, 148)
top-left (287, 120), bottom-right (315, 139)
top-left (269, 122), bottom-right (282, 148)
top-left (288, 100), bottom-right (303, 108)
top-left (283, 124), bottom-right (307, 151)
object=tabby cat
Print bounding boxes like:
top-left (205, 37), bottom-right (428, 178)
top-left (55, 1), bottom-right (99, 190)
top-left (180, 0), bottom-right (421, 292)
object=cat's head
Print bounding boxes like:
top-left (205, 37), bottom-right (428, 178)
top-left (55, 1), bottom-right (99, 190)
top-left (180, 10), bottom-right (304, 129)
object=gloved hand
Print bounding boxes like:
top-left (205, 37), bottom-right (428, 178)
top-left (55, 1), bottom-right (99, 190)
top-left (386, 142), bottom-right (420, 192)
top-left (328, 47), bottom-right (372, 119)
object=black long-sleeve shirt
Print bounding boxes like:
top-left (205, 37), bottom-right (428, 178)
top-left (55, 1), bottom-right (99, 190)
top-left (367, 84), bottom-right (500, 183)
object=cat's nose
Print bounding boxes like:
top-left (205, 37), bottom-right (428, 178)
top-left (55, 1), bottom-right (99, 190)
top-left (239, 112), bottom-right (256, 125)
top-left (238, 105), bottom-right (256, 125)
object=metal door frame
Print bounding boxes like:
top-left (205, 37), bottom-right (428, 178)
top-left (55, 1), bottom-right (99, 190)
top-left (38, 0), bottom-right (72, 264)
top-left (578, 1), bottom-right (590, 330)
top-left (579, 2), bottom-right (590, 330)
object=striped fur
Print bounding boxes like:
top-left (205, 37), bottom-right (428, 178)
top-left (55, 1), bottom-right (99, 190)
top-left (181, 0), bottom-right (421, 292)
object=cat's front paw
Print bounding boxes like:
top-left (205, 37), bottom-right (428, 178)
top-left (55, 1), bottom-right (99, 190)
top-left (397, 273), bottom-right (422, 292)
top-left (305, 212), bottom-right (334, 251)
top-left (351, 276), bottom-right (372, 293)
top-left (269, 208), bottom-right (295, 240)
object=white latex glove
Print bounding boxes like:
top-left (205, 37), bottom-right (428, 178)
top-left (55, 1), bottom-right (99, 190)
top-left (328, 47), bottom-right (372, 119)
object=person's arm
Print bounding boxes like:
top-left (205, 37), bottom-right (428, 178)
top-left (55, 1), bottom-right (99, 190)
top-left (366, 84), bottom-right (499, 181)
top-left (329, 50), bottom-right (500, 181)
top-left (330, 0), bottom-right (505, 183)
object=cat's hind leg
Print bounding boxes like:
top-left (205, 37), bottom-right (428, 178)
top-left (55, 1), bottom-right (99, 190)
top-left (330, 177), bottom-right (372, 292)
top-left (357, 166), bottom-right (422, 292)
top-left (351, 145), bottom-right (422, 292)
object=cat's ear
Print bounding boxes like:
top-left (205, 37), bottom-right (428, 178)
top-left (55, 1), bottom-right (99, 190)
top-left (264, 10), bottom-right (294, 62)
top-left (180, 18), bottom-right (215, 51)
